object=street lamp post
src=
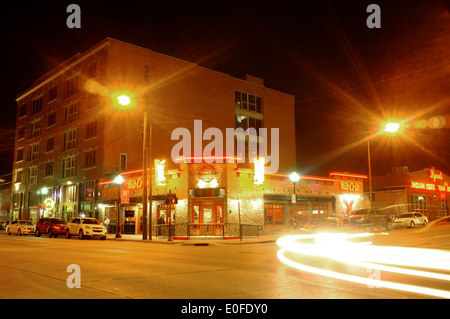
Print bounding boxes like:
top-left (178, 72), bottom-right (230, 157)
top-left (114, 175), bottom-right (123, 239)
top-left (367, 121), bottom-right (401, 205)
top-left (290, 172), bottom-right (300, 227)
top-left (142, 112), bottom-right (148, 240)
top-left (114, 93), bottom-right (152, 240)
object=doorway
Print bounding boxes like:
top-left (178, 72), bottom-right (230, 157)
top-left (192, 204), bottom-right (223, 236)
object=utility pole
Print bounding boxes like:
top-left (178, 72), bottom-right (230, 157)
top-left (142, 112), bottom-right (148, 240)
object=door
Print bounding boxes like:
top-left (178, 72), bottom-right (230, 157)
top-left (192, 205), bottom-right (223, 236)
top-left (200, 206), bottom-right (215, 236)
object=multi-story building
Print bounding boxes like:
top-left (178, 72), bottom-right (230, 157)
top-left (11, 37), bottom-right (368, 237)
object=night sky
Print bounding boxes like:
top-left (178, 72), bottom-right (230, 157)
top-left (1, 0), bottom-right (449, 178)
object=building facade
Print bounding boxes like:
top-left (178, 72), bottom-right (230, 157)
top-left (11, 38), bottom-right (295, 225)
top-left (99, 165), bottom-right (369, 237)
top-left (11, 37), bottom-right (369, 237)
top-left (371, 166), bottom-right (450, 220)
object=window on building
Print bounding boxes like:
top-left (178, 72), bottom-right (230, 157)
top-left (234, 91), bottom-right (263, 133)
top-left (410, 194), bottom-right (427, 214)
top-left (28, 190), bottom-right (40, 207)
top-left (47, 111), bottom-right (56, 127)
top-left (44, 162), bottom-right (54, 177)
top-left (264, 204), bottom-right (284, 225)
top-left (19, 104), bottom-right (27, 118)
top-left (120, 153), bottom-right (127, 172)
top-left (86, 120), bottom-right (97, 139)
top-left (62, 184), bottom-right (77, 202)
top-left (65, 75), bottom-right (79, 98)
top-left (62, 128), bottom-right (78, 151)
top-left (80, 181), bottom-right (95, 201)
top-left (28, 166), bottom-right (39, 184)
top-left (235, 91), bottom-right (262, 113)
top-left (49, 86), bottom-right (58, 102)
top-left (29, 119), bottom-right (42, 139)
top-left (438, 196), bottom-right (448, 217)
top-left (28, 142), bottom-right (40, 161)
top-left (15, 170), bottom-right (23, 183)
top-left (18, 126), bottom-right (26, 140)
top-left (32, 96), bottom-right (43, 115)
top-left (16, 148), bottom-right (24, 162)
top-left (62, 155), bottom-right (76, 178)
top-left (63, 102), bottom-right (79, 124)
top-left (46, 137), bottom-right (55, 152)
top-left (85, 150), bottom-right (96, 168)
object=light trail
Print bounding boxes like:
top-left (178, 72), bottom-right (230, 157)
top-left (276, 233), bottom-right (450, 299)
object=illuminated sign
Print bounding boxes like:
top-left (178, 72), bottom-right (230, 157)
top-left (43, 198), bottom-right (55, 212)
top-left (197, 166), bottom-right (218, 188)
top-left (429, 169), bottom-right (443, 182)
top-left (126, 177), bottom-right (145, 190)
top-left (340, 194), bottom-right (361, 216)
top-left (411, 181), bottom-right (450, 192)
top-left (254, 157), bottom-right (265, 185)
top-left (339, 181), bottom-right (361, 192)
top-left (155, 159), bottom-right (166, 186)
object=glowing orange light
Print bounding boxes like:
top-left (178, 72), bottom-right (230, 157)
top-left (277, 233), bottom-right (450, 299)
top-left (330, 172), bottom-right (368, 179)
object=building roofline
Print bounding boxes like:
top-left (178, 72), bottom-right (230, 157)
top-left (16, 37), bottom-right (294, 102)
top-left (16, 38), bottom-right (112, 101)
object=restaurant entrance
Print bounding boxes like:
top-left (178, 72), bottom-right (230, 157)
top-left (192, 202), bottom-right (224, 236)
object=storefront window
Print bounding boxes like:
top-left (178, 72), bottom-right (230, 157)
top-left (264, 204), bottom-right (284, 225)
top-left (411, 194), bottom-right (427, 214)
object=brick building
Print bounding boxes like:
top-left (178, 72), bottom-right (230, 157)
top-left (99, 166), bottom-right (369, 237)
top-left (11, 37), bottom-right (368, 237)
top-left (370, 166), bottom-right (450, 220)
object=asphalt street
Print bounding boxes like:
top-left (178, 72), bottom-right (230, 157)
top-left (0, 224), bottom-right (449, 300)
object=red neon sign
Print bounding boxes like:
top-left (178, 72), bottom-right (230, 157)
top-left (429, 169), bottom-right (443, 182)
top-left (330, 172), bottom-right (368, 179)
top-left (411, 181), bottom-right (450, 192)
top-left (339, 181), bottom-right (361, 192)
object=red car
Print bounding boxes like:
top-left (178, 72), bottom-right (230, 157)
top-left (35, 218), bottom-right (67, 238)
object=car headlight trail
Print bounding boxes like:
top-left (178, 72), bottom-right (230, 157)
top-left (276, 233), bottom-right (450, 299)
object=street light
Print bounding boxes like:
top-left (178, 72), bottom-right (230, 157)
top-left (384, 122), bottom-right (400, 133)
top-left (290, 172), bottom-right (300, 227)
top-left (111, 91), bottom-right (152, 240)
top-left (367, 121), bottom-right (402, 203)
top-left (114, 175), bottom-right (124, 239)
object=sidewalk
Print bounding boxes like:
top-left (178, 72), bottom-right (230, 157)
top-left (0, 229), bottom-right (284, 245)
top-left (106, 233), bottom-right (281, 245)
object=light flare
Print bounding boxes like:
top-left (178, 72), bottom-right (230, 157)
top-left (277, 233), bottom-right (450, 299)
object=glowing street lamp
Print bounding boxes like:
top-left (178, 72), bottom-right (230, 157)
top-left (114, 175), bottom-right (124, 239)
top-left (110, 91), bottom-right (136, 110)
top-left (368, 121), bottom-right (402, 203)
top-left (117, 94), bottom-right (131, 106)
top-left (110, 89), bottom-right (151, 240)
top-left (384, 122), bottom-right (400, 133)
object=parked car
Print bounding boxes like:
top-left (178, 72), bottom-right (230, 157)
top-left (7, 220), bottom-right (35, 236)
top-left (343, 208), bottom-right (394, 231)
top-left (35, 218), bottom-right (67, 238)
top-left (66, 217), bottom-right (107, 240)
top-left (392, 212), bottom-right (428, 228)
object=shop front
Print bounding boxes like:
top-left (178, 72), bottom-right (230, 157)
top-left (98, 159), bottom-right (369, 238)
top-left (371, 167), bottom-right (450, 220)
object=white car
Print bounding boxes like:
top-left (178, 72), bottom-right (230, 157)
top-left (393, 212), bottom-right (428, 228)
top-left (7, 220), bottom-right (36, 236)
top-left (66, 217), bottom-right (107, 240)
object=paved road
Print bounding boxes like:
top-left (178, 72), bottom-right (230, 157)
top-left (0, 224), bottom-right (449, 300)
